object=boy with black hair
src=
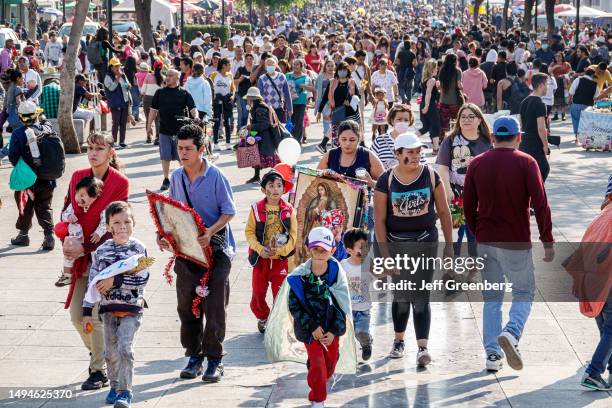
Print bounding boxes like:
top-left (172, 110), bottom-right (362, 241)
top-left (341, 228), bottom-right (373, 361)
top-left (245, 170), bottom-right (297, 333)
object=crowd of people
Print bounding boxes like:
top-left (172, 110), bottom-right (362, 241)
top-left (1, 2), bottom-right (612, 408)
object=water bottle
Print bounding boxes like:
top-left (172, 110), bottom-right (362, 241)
top-left (25, 128), bottom-right (41, 166)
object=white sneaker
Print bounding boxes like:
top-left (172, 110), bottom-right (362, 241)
top-left (498, 331), bottom-right (523, 370)
top-left (416, 348), bottom-right (431, 367)
top-left (225, 142), bottom-right (232, 150)
top-left (311, 402), bottom-right (325, 408)
top-left (486, 353), bottom-right (503, 372)
top-left (214, 143), bottom-right (220, 151)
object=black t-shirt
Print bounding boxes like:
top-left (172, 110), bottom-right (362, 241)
top-left (518, 95), bottom-right (547, 153)
top-left (397, 48), bottom-right (416, 76)
top-left (235, 66), bottom-right (253, 97)
top-left (375, 165), bottom-right (441, 233)
top-left (73, 85), bottom-right (87, 112)
top-left (151, 86), bottom-right (196, 135)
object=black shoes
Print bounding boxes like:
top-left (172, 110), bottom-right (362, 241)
top-left (160, 178), bottom-right (170, 191)
top-left (202, 359), bottom-right (224, 383)
top-left (180, 356), bottom-right (204, 379)
top-left (81, 370), bottom-right (108, 390)
top-left (10, 232), bottom-right (29, 246)
top-left (41, 234), bottom-right (55, 251)
top-left (362, 344), bottom-right (372, 361)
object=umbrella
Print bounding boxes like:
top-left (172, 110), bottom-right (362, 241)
top-left (197, 0), bottom-right (219, 10)
top-left (557, 6), bottom-right (608, 18)
top-left (38, 7), bottom-right (63, 17)
top-left (537, 4), bottom-right (574, 15)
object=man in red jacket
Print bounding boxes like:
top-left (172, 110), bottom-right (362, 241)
top-left (463, 116), bottom-right (555, 374)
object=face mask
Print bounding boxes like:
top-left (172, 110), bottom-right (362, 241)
top-left (337, 70), bottom-right (348, 78)
top-left (394, 122), bottom-right (411, 134)
top-left (542, 44), bottom-right (548, 50)
top-left (266, 66), bottom-right (276, 74)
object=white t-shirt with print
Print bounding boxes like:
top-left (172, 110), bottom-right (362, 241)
top-left (340, 258), bottom-right (372, 312)
top-left (371, 70), bottom-right (398, 102)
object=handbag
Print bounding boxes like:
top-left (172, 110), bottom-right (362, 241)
top-left (266, 73), bottom-right (288, 122)
top-left (236, 143), bottom-right (262, 168)
top-left (269, 107), bottom-right (291, 145)
top-left (9, 158), bottom-right (37, 191)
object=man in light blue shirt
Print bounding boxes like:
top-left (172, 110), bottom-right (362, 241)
top-left (158, 123), bottom-right (235, 383)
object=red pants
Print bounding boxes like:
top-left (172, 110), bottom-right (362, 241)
top-left (250, 258), bottom-right (288, 320)
top-left (305, 336), bottom-right (339, 403)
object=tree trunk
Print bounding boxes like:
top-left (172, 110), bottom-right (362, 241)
top-left (258, 2), bottom-right (267, 29)
top-left (134, 0), bottom-right (155, 51)
top-left (473, 0), bottom-right (484, 26)
top-left (545, 0), bottom-right (555, 40)
top-left (26, 0), bottom-right (38, 41)
top-left (522, 0), bottom-right (534, 33)
top-left (502, 0), bottom-right (510, 33)
top-left (58, 0), bottom-right (90, 154)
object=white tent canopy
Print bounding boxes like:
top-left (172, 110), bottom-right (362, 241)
top-left (557, 7), bottom-right (610, 18)
top-left (114, 0), bottom-right (176, 29)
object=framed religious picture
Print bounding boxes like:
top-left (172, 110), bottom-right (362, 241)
top-left (146, 190), bottom-right (212, 269)
top-left (290, 166), bottom-right (369, 265)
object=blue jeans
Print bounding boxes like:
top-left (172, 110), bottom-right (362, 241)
top-left (352, 310), bottom-right (372, 347)
top-left (479, 244), bottom-right (535, 356)
top-left (236, 96), bottom-right (249, 129)
top-left (399, 74), bottom-right (414, 104)
top-left (586, 300), bottom-right (612, 376)
top-left (130, 86), bottom-right (140, 120)
top-left (454, 224), bottom-right (477, 257)
top-left (570, 103), bottom-right (588, 136)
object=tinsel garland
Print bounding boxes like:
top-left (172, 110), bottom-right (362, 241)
top-left (146, 190), bottom-right (214, 318)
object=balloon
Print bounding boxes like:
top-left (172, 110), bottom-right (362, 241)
top-left (277, 137), bottom-right (301, 165)
top-left (274, 163), bottom-right (294, 194)
top-left (54, 221), bottom-right (69, 240)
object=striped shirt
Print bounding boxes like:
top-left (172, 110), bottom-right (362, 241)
top-left (372, 132), bottom-right (427, 170)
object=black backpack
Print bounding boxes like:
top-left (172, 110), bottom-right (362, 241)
top-left (30, 123), bottom-right (65, 180)
top-left (508, 79), bottom-right (531, 115)
top-left (86, 41), bottom-right (103, 65)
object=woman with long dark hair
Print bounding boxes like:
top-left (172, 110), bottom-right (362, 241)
top-left (93, 27), bottom-right (121, 84)
top-left (549, 52), bottom-right (571, 121)
top-left (416, 59), bottom-right (442, 154)
top-left (316, 61), bottom-right (360, 151)
top-left (438, 53), bottom-right (464, 137)
top-left (436, 103), bottom-right (492, 256)
top-left (141, 59), bottom-right (164, 144)
top-left (63, 133), bottom-right (128, 392)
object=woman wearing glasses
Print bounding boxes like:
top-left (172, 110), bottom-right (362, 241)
top-left (436, 103), bottom-right (492, 257)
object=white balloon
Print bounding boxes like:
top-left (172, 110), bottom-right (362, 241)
top-left (277, 138), bottom-right (301, 165)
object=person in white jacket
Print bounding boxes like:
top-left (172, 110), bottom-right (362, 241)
top-left (43, 31), bottom-right (63, 67)
top-left (185, 63), bottom-right (213, 120)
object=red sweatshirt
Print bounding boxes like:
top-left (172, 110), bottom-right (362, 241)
top-left (463, 147), bottom-right (554, 244)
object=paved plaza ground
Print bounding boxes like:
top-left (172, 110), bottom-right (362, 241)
top-left (0, 108), bottom-right (610, 407)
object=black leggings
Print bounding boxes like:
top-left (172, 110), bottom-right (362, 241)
top-left (418, 106), bottom-right (441, 141)
top-left (111, 106), bottom-right (128, 144)
top-left (392, 301), bottom-right (431, 340)
top-left (213, 99), bottom-right (232, 144)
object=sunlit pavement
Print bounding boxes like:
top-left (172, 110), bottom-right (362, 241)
top-left (0, 105), bottom-right (610, 407)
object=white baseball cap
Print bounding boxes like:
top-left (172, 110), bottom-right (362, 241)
top-left (307, 227), bottom-right (335, 251)
top-left (18, 100), bottom-right (43, 116)
top-left (394, 132), bottom-right (427, 151)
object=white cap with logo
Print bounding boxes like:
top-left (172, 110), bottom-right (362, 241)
top-left (307, 227), bottom-right (335, 251)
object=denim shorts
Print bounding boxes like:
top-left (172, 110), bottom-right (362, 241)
top-left (159, 133), bottom-right (179, 161)
top-left (352, 310), bottom-right (372, 346)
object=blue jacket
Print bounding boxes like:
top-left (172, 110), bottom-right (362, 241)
top-left (185, 76), bottom-right (213, 119)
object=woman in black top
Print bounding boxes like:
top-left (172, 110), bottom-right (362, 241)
top-left (374, 133), bottom-right (452, 366)
top-left (417, 59), bottom-right (442, 154)
top-left (317, 61), bottom-right (360, 149)
top-left (93, 27), bottom-right (121, 84)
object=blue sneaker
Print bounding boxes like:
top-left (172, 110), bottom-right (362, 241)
top-left (105, 388), bottom-right (117, 404)
top-left (113, 391), bottom-right (132, 408)
top-left (180, 356), bottom-right (203, 379)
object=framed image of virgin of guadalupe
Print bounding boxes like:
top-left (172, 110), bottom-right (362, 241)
top-left (146, 190), bottom-right (212, 269)
top-left (290, 166), bottom-right (368, 265)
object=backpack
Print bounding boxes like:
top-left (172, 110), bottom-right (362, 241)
top-left (86, 41), bottom-right (103, 65)
top-left (30, 123), bottom-right (65, 181)
top-left (508, 79), bottom-right (531, 115)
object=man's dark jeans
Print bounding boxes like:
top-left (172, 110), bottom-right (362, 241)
top-left (175, 251), bottom-right (231, 360)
